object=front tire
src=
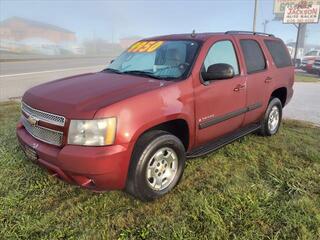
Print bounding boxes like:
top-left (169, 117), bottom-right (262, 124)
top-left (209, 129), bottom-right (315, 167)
top-left (259, 98), bottom-right (282, 136)
top-left (126, 130), bottom-right (186, 201)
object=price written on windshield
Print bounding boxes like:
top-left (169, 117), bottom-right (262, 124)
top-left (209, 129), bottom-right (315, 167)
top-left (127, 41), bottom-right (164, 53)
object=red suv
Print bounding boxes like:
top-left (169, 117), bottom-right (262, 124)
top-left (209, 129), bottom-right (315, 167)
top-left (17, 31), bottom-right (294, 201)
top-left (300, 50), bottom-right (320, 73)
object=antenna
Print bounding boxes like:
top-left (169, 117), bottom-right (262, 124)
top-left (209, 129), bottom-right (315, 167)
top-left (191, 29), bottom-right (196, 38)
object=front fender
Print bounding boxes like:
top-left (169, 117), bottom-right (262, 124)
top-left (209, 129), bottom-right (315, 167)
top-left (94, 79), bottom-right (195, 149)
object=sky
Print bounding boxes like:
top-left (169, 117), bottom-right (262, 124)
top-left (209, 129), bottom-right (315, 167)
top-left (0, 0), bottom-right (319, 45)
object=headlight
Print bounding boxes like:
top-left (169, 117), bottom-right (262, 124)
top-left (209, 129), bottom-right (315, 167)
top-left (68, 118), bottom-right (117, 146)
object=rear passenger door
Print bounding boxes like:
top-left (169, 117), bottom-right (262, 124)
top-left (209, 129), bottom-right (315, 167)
top-left (236, 37), bottom-right (271, 125)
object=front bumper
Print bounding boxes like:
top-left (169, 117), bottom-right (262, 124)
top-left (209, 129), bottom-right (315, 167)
top-left (312, 64), bottom-right (320, 72)
top-left (17, 123), bottom-right (132, 190)
top-left (301, 63), bottom-right (315, 72)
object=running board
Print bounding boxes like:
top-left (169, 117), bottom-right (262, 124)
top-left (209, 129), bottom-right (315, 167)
top-left (187, 124), bottom-right (261, 159)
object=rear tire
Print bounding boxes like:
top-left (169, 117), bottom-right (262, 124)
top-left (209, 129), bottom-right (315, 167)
top-left (126, 130), bottom-right (186, 201)
top-left (259, 98), bottom-right (282, 136)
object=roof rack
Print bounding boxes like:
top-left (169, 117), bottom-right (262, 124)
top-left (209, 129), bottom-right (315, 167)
top-left (225, 31), bottom-right (275, 37)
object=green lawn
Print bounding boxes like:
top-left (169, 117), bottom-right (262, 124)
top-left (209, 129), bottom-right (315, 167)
top-left (1, 101), bottom-right (320, 240)
top-left (295, 74), bottom-right (320, 82)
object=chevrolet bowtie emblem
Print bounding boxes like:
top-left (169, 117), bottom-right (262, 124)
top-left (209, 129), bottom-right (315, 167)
top-left (27, 115), bottom-right (39, 127)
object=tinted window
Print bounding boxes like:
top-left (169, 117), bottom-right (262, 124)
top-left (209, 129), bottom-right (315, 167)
top-left (264, 40), bottom-right (292, 68)
top-left (204, 40), bottom-right (239, 75)
top-left (240, 40), bottom-right (266, 74)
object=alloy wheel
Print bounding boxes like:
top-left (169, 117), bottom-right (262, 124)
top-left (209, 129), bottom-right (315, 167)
top-left (145, 147), bottom-right (178, 191)
top-left (268, 106), bottom-right (280, 132)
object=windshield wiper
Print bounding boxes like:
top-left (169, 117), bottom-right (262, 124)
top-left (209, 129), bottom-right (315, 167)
top-left (122, 70), bottom-right (160, 79)
top-left (104, 69), bottom-right (176, 80)
top-left (103, 68), bottom-right (123, 74)
top-left (122, 70), bottom-right (170, 80)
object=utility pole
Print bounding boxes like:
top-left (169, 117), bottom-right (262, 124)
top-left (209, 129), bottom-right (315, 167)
top-left (253, 0), bottom-right (258, 32)
top-left (293, 23), bottom-right (302, 66)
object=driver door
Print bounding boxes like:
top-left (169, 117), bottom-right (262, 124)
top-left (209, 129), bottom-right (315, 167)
top-left (194, 38), bottom-right (247, 146)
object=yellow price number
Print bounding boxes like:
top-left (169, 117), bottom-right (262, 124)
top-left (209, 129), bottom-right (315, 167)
top-left (127, 41), bottom-right (164, 53)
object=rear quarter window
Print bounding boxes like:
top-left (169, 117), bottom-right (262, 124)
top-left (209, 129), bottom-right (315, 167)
top-left (264, 40), bottom-right (292, 68)
top-left (240, 39), bottom-right (266, 74)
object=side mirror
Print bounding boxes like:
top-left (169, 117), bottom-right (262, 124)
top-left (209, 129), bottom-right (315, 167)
top-left (201, 63), bottom-right (234, 82)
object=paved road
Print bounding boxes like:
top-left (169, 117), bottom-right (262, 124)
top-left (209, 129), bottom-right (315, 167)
top-left (1, 60), bottom-right (319, 125)
top-left (0, 57), bottom-right (109, 75)
top-left (283, 82), bottom-right (320, 126)
top-left (0, 58), bottom-right (111, 101)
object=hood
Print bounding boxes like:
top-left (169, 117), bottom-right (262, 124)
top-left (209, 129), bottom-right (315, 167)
top-left (302, 56), bottom-right (316, 61)
top-left (23, 72), bottom-right (170, 119)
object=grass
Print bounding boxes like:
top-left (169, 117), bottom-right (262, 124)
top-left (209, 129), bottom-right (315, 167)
top-left (1, 101), bottom-right (320, 240)
top-left (295, 73), bottom-right (320, 82)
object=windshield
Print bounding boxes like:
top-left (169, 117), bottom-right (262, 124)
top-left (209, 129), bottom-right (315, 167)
top-left (106, 40), bottom-right (200, 80)
top-left (305, 51), bottom-right (318, 56)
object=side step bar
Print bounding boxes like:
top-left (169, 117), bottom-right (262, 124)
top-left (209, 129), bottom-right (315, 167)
top-left (187, 123), bottom-right (261, 159)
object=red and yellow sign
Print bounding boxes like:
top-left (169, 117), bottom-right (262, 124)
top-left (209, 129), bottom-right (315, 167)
top-left (127, 41), bottom-right (164, 53)
top-left (283, 4), bottom-right (320, 23)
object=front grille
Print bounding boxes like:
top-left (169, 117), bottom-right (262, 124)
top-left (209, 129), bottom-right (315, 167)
top-left (21, 102), bottom-right (65, 126)
top-left (22, 116), bottom-right (63, 146)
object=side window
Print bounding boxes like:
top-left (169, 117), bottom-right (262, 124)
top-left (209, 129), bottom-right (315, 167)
top-left (264, 40), bottom-right (292, 68)
top-left (240, 39), bottom-right (266, 74)
top-left (204, 40), bottom-right (239, 75)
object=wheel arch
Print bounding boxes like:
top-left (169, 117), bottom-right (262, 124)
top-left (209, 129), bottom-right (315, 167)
top-left (270, 87), bottom-right (287, 107)
top-left (130, 117), bottom-right (191, 152)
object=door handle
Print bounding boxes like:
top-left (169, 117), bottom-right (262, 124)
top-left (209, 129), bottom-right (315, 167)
top-left (233, 84), bottom-right (246, 92)
top-left (265, 76), bottom-right (272, 83)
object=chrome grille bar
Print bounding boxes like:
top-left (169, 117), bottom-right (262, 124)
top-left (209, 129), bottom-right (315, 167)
top-left (22, 116), bottom-right (63, 146)
top-left (21, 102), bottom-right (65, 126)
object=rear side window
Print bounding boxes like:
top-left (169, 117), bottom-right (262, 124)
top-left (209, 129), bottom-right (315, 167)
top-left (240, 40), bottom-right (266, 74)
top-left (264, 40), bottom-right (292, 68)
